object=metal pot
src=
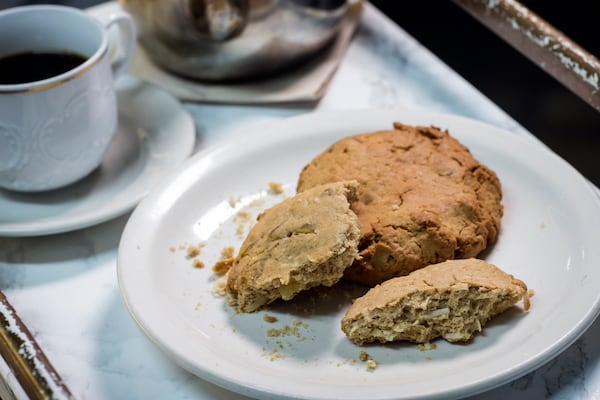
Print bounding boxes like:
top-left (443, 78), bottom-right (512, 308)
top-left (121, 0), bottom-right (351, 81)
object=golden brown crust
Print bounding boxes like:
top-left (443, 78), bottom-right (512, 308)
top-left (341, 258), bottom-right (528, 344)
top-left (297, 123), bottom-right (503, 285)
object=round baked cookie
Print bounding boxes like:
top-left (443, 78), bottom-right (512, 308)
top-left (296, 122), bottom-right (503, 286)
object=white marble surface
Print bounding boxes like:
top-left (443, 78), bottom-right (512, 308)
top-left (1, 2), bottom-right (599, 399)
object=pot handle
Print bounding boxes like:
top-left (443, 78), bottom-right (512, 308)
top-left (187, 0), bottom-right (249, 41)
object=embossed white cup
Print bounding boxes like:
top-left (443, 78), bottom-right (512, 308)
top-left (0, 5), bottom-right (136, 192)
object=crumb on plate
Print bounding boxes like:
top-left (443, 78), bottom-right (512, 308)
top-left (417, 342), bottom-right (437, 351)
top-left (359, 351), bottom-right (369, 362)
top-left (268, 181), bottom-right (284, 194)
top-left (263, 314), bottom-right (278, 323)
top-left (221, 246), bottom-right (235, 259)
top-left (366, 359), bottom-right (377, 370)
top-left (213, 258), bottom-right (234, 275)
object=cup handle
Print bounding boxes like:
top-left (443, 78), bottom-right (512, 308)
top-left (97, 9), bottom-right (136, 78)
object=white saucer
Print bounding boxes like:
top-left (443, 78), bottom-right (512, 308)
top-left (0, 76), bottom-right (195, 237)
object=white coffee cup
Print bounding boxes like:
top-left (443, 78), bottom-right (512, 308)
top-left (0, 5), bottom-right (136, 192)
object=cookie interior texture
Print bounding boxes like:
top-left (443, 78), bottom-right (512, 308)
top-left (297, 123), bottom-right (503, 286)
top-left (341, 258), bottom-right (529, 345)
top-left (226, 181), bottom-right (361, 312)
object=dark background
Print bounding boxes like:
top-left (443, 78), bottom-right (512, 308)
top-left (3, 0), bottom-right (599, 186)
top-left (370, 0), bottom-right (600, 187)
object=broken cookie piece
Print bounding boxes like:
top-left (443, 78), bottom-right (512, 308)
top-left (227, 181), bottom-right (361, 312)
top-left (341, 258), bottom-right (529, 345)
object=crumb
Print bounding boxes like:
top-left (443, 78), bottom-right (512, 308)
top-left (249, 198), bottom-right (265, 208)
top-left (221, 246), bottom-right (235, 259)
top-left (261, 319), bottom-right (310, 362)
top-left (359, 350), bottom-right (369, 362)
top-left (213, 258), bottom-right (234, 275)
top-left (270, 352), bottom-right (285, 361)
top-left (229, 196), bottom-right (239, 207)
top-left (169, 246), bottom-right (176, 252)
top-left (524, 288), bottom-right (533, 311)
top-left (267, 328), bottom-right (281, 337)
top-left (193, 259), bottom-right (205, 269)
top-left (267, 319), bottom-right (307, 339)
top-left (417, 342), bottom-right (437, 351)
top-left (262, 347), bottom-right (286, 362)
top-left (186, 245), bottom-right (200, 258)
top-left (212, 274), bottom-right (229, 296)
top-left (234, 210), bottom-right (253, 238)
top-left (213, 247), bottom-right (236, 275)
top-left (366, 359), bottom-right (377, 370)
top-left (236, 225), bottom-right (245, 238)
top-left (263, 314), bottom-right (278, 323)
top-left (358, 350), bottom-right (377, 370)
top-left (268, 181), bottom-right (284, 194)
top-left (237, 210), bottom-right (250, 219)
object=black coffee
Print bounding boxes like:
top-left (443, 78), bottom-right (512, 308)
top-left (0, 51), bottom-right (87, 85)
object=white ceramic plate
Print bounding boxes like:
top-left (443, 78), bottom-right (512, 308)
top-left (0, 76), bottom-right (195, 237)
top-left (118, 109), bottom-right (600, 400)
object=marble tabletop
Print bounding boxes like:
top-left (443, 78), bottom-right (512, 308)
top-left (1, 2), bottom-right (600, 399)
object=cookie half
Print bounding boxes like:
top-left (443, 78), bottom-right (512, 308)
top-left (341, 258), bottom-right (529, 345)
top-left (297, 123), bottom-right (503, 285)
top-left (227, 181), bottom-right (361, 312)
